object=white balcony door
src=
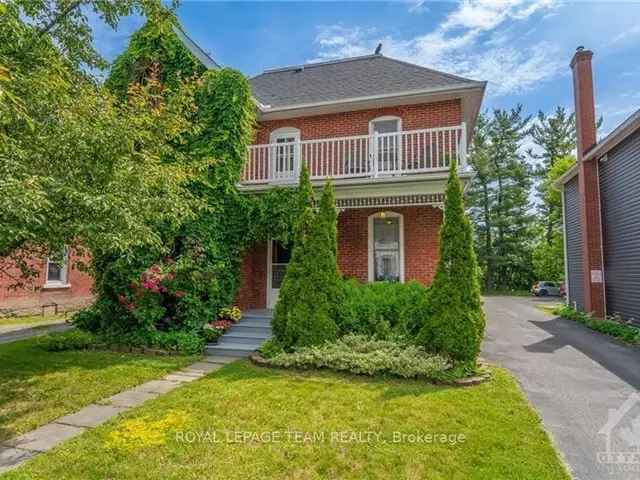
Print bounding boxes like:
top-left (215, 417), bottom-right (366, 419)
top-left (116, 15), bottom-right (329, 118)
top-left (267, 240), bottom-right (292, 308)
top-left (270, 127), bottom-right (300, 180)
top-left (370, 116), bottom-right (401, 174)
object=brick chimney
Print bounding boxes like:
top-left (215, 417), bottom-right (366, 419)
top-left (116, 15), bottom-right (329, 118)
top-left (570, 47), bottom-right (606, 318)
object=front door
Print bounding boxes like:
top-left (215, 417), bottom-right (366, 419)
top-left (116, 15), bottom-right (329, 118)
top-left (268, 240), bottom-right (292, 308)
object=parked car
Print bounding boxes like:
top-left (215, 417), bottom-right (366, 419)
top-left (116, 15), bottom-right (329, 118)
top-left (559, 283), bottom-right (566, 298)
top-left (532, 281), bottom-right (561, 297)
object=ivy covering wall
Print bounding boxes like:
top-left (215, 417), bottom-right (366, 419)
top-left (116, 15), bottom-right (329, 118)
top-left (78, 17), bottom-right (302, 340)
top-left (106, 10), bottom-right (206, 100)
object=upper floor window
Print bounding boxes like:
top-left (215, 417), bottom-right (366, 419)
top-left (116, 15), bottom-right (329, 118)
top-left (45, 248), bottom-right (69, 287)
top-left (270, 127), bottom-right (300, 178)
top-left (369, 116), bottom-right (402, 136)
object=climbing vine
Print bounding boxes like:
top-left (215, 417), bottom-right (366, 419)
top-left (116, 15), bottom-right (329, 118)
top-left (106, 11), bottom-right (206, 101)
top-left (80, 18), bottom-right (304, 343)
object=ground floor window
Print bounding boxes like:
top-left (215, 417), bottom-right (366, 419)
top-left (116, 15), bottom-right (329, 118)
top-left (45, 248), bottom-right (69, 287)
top-left (368, 212), bottom-right (404, 282)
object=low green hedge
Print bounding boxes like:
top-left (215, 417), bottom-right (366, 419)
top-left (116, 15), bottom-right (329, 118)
top-left (263, 334), bottom-right (457, 381)
top-left (338, 280), bottom-right (429, 340)
top-left (555, 305), bottom-right (640, 344)
top-left (38, 328), bottom-right (205, 355)
top-left (38, 329), bottom-right (98, 352)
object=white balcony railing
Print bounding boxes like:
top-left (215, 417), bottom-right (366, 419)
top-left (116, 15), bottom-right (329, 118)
top-left (241, 123), bottom-right (466, 185)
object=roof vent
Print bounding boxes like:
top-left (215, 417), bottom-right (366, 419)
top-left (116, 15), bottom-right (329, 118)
top-left (374, 43), bottom-right (382, 55)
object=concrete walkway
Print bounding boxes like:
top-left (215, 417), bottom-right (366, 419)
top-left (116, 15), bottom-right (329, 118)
top-left (0, 323), bottom-right (72, 345)
top-left (482, 296), bottom-right (640, 480)
top-left (0, 354), bottom-right (238, 474)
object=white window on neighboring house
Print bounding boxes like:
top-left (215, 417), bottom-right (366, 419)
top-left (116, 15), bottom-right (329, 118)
top-left (45, 248), bottom-right (70, 288)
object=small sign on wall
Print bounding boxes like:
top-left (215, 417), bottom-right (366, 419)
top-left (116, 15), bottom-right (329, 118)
top-left (591, 270), bottom-right (603, 283)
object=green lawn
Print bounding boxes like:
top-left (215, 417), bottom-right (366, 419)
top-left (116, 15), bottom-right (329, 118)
top-left (535, 303), bottom-right (563, 316)
top-left (0, 338), bottom-right (195, 442)
top-left (4, 361), bottom-right (569, 480)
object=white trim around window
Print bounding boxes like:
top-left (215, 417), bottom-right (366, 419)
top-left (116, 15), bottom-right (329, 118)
top-left (269, 126), bottom-right (301, 144)
top-left (44, 248), bottom-right (70, 289)
top-left (368, 115), bottom-right (402, 136)
top-left (368, 211), bottom-right (405, 283)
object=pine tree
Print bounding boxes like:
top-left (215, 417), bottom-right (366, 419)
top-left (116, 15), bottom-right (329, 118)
top-left (418, 161), bottom-right (485, 364)
top-left (528, 107), bottom-right (576, 244)
top-left (467, 106), bottom-right (535, 290)
top-left (297, 163), bottom-right (314, 220)
top-left (316, 181), bottom-right (344, 323)
top-left (466, 114), bottom-right (494, 290)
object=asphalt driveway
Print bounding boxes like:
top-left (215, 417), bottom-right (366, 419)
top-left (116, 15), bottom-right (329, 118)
top-left (482, 296), bottom-right (640, 480)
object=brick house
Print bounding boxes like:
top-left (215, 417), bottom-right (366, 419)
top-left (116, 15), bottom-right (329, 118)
top-left (556, 47), bottom-right (640, 322)
top-left (0, 45), bottom-right (486, 313)
top-left (0, 252), bottom-right (93, 313)
top-left (236, 53), bottom-right (485, 309)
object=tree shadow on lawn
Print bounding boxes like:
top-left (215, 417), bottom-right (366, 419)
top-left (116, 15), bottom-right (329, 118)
top-left (0, 338), bottom-right (189, 442)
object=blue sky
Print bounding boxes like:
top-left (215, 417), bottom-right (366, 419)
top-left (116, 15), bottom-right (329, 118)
top-left (93, 1), bottom-right (640, 136)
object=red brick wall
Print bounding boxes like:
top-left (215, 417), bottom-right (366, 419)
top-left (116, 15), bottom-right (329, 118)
top-left (235, 242), bottom-right (268, 310)
top-left (4, 101), bottom-right (456, 312)
top-left (255, 100), bottom-right (462, 144)
top-left (0, 252), bottom-right (94, 312)
top-left (236, 206), bottom-right (442, 309)
top-left (337, 206), bottom-right (442, 284)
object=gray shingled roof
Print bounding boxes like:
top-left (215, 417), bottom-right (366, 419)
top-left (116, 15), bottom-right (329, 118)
top-left (173, 25), bottom-right (220, 70)
top-left (249, 54), bottom-right (481, 109)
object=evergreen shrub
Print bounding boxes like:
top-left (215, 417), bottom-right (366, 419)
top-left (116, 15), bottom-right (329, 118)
top-left (418, 162), bottom-right (486, 364)
top-left (273, 167), bottom-right (340, 350)
top-left (339, 280), bottom-right (429, 339)
top-left (267, 334), bottom-right (453, 380)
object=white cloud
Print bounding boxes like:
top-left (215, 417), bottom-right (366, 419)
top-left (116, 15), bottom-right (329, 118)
top-left (312, 0), bottom-right (564, 97)
top-left (441, 0), bottom-right (556, 31)
top-left (463, 43), bottom-right (565, 96)
top-left (611, 24), bottom-right (640, 44)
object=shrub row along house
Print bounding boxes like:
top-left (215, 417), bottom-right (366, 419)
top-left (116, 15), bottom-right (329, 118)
top-left (0, 33), bottom-right (486, 312)
top-left (556, 47), bottom-right (640, 323)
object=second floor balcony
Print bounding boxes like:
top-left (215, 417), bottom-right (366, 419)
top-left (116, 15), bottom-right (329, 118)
top-left (241, 123), bottom-right (468, 186)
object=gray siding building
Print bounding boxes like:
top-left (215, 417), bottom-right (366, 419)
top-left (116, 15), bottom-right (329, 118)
top-left (563, 176), bottom-right (584, 311)
top-left (599, 128), bottom-right (640, 321)
top-left (558, 111), bottom-right (640, 322)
